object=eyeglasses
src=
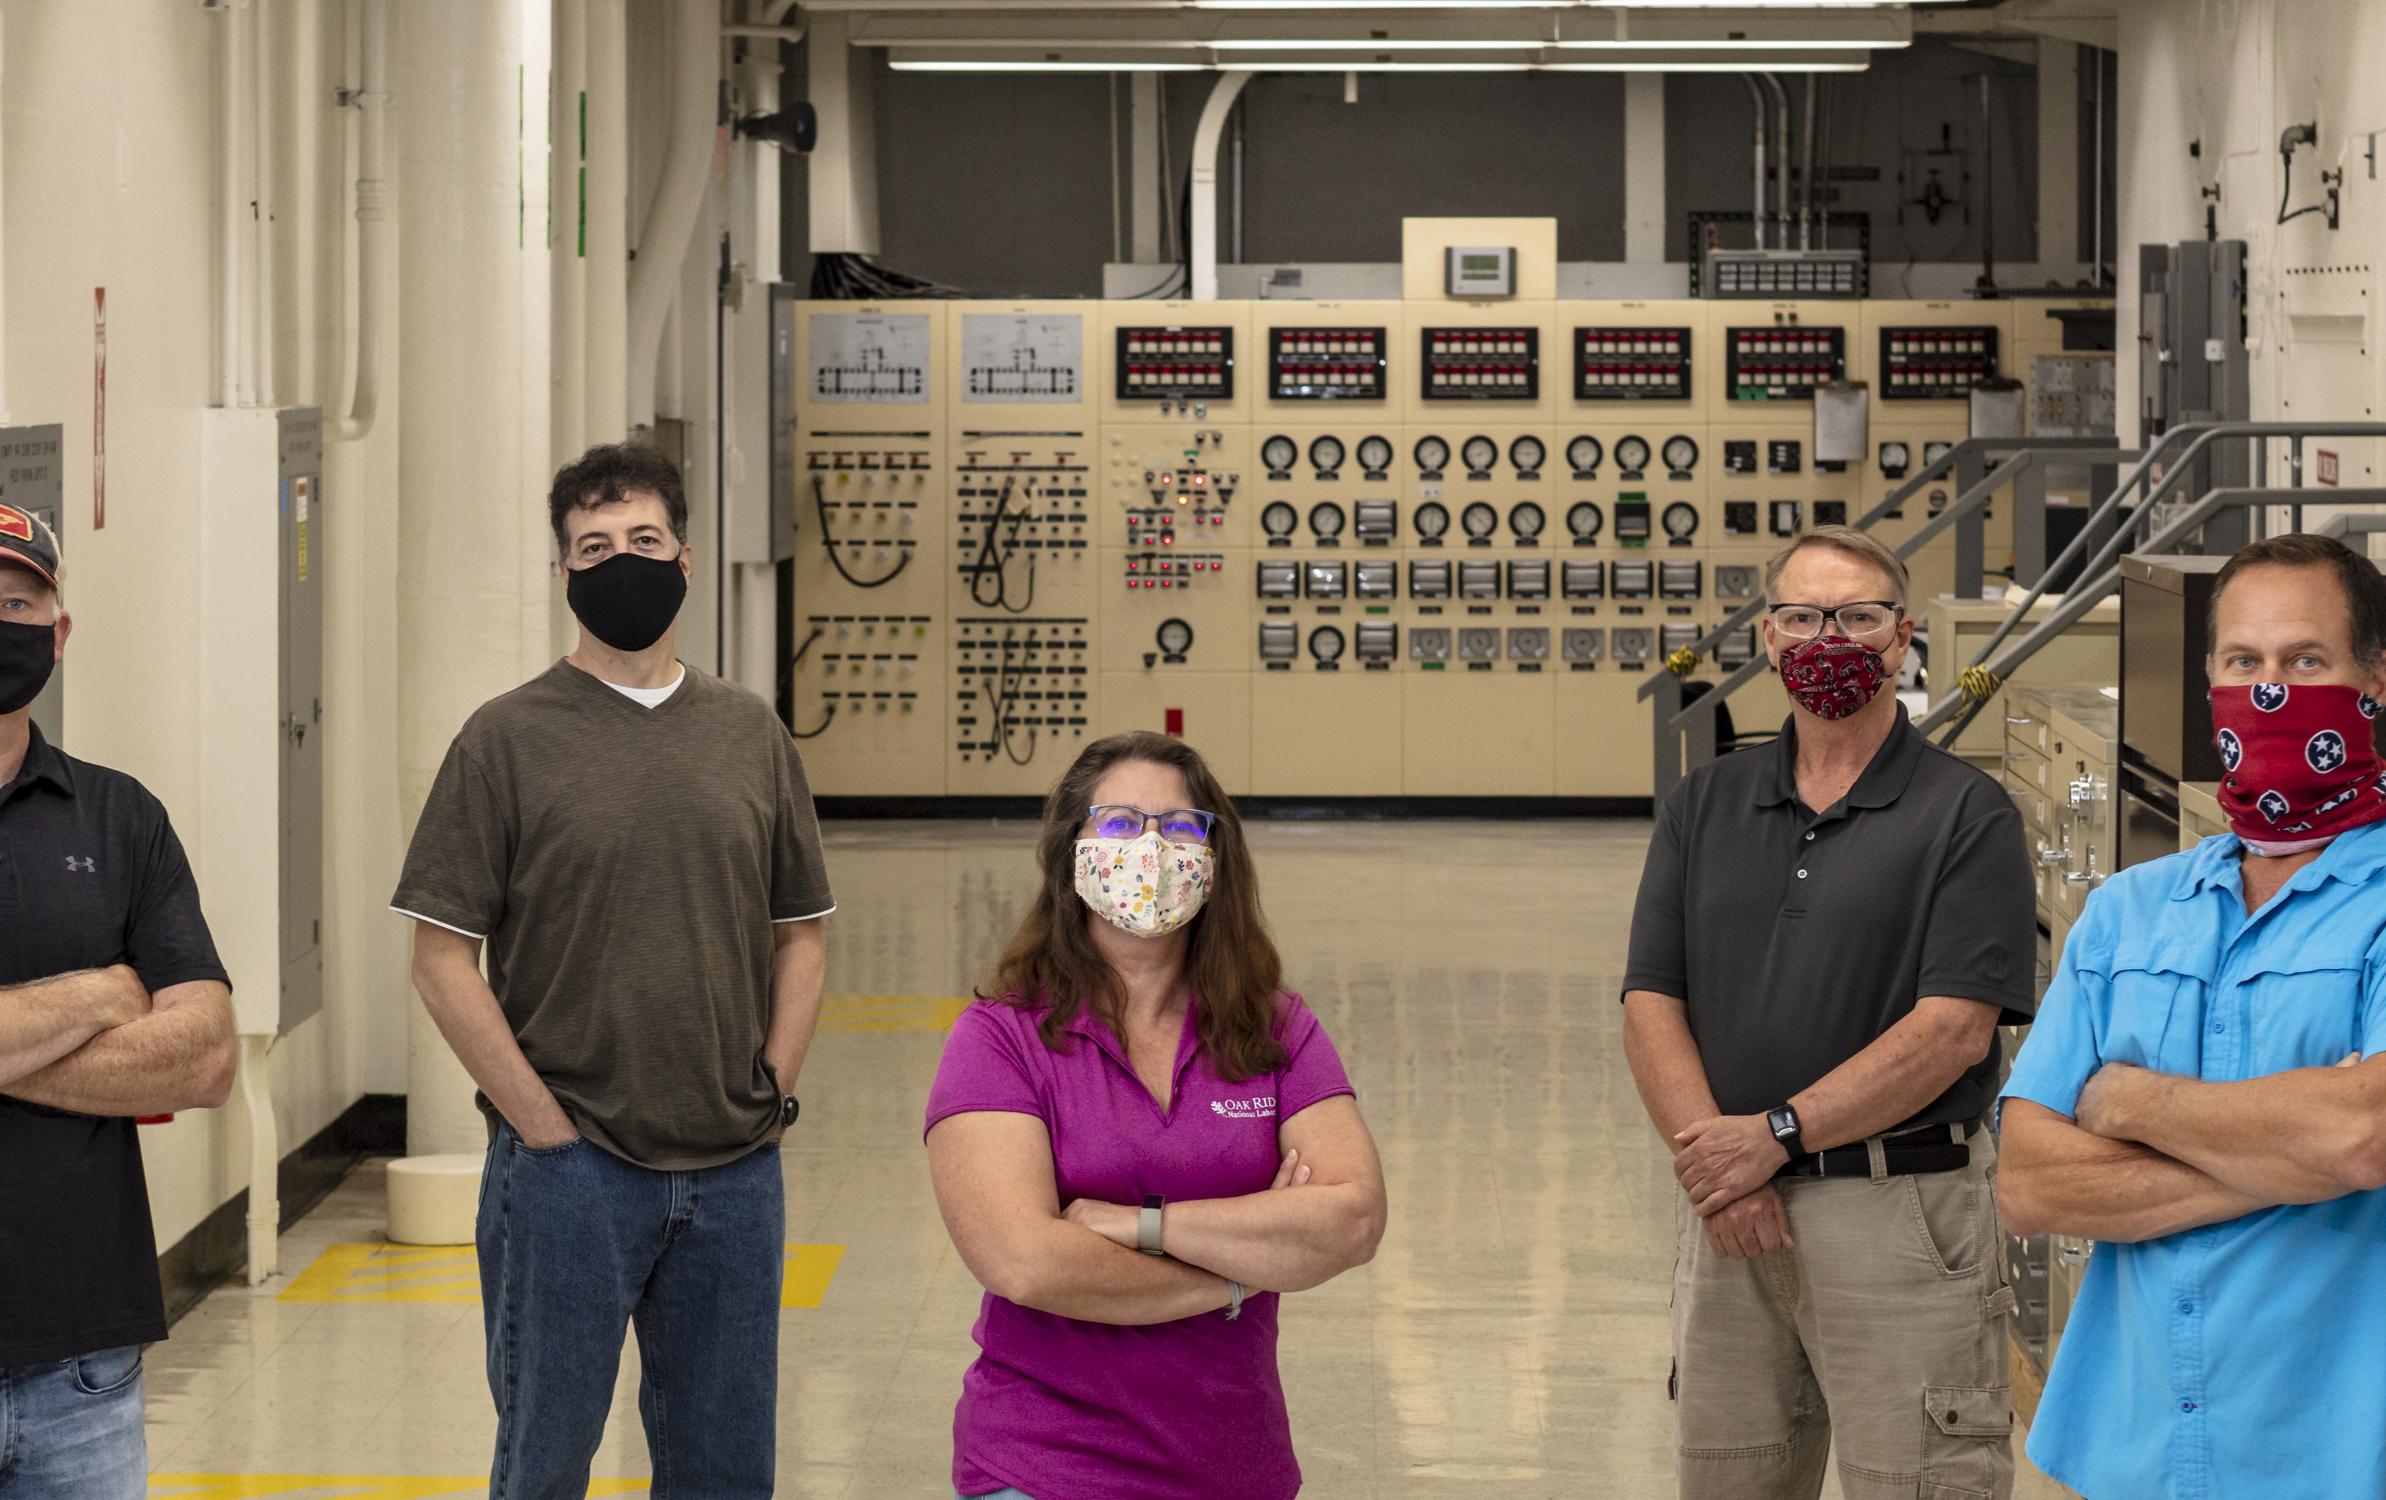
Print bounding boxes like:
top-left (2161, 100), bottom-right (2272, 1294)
top-left (1086, 804), bottom-right (1218, 845)
top-left (1766, 600), bottom-right (1902, 641)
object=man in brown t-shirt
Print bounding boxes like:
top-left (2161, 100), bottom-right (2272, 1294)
top-left (394, 444), bottom-right (832, 1499)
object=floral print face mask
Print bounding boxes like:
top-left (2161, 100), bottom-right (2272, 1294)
top-left (1073, 830), bottom-right (1216, 938)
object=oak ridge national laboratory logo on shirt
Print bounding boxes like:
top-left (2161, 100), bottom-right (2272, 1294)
top-left (1210, 1095), bottom-right (1278, 1121)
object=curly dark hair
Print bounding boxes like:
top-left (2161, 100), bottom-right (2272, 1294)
top-left (547, 443), bottom-right (688, 555)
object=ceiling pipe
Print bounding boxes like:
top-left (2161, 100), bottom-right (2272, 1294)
top-left (334, 0), bottom-right (387, 441)
top-left (1800, 72), bottom-right (1817, 250)
top-left (627, 0), bottom-right (721, 436)
top-left (1761, 73), bottom-right (1791, 251)
top-left (1190, 69), bottom-right (1253, 300)
top-left (1740, 75), bottom-right (1767, 249)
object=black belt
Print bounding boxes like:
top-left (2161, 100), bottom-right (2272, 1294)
top-left (1777, 1123), bottom-right (1975, 1181)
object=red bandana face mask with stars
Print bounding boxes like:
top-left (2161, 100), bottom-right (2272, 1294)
top-left (2209, 682), bottom-right (2386, 855)
top-left (1777, 636), bottom-right (1889, 722)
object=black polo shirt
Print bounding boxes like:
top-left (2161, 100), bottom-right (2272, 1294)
top-left (1623, 704), bottom-right (2035, 1129)
top-left (0, 724), bottom-right (227, 1365)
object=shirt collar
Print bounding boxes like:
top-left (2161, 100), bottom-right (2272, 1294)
top-left (3, 722), bottom-right (73, 800)
top-left (1755, 701), bottom-right (1924, 812)
top-left (2176, 816), bottom-right (2386, 901)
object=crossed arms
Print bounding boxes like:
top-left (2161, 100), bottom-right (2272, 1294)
top-left (0, 964), bottom-right (236, 1116)
top-left (926, 1096), bottom-right (1388, 1327)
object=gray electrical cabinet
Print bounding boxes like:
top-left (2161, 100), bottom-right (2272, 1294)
top-left (278, 409), bottom-right (325, 1034)
top-left (0, 424), bottom-right (66, 744)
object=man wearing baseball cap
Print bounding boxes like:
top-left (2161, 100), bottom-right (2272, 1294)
top-left (0, 504), bottom-right (237, 1499)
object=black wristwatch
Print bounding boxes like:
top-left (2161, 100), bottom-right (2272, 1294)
top-left (779, 1095), bottom-right (801, 1130)
top-left (1767, 1104), bottom-right (1805, 1159)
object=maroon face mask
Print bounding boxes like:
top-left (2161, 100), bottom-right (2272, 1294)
top-left (2210, 682), bottom-right (2386, 853)
top-left (1778, 635), bottom-right (1889, 721)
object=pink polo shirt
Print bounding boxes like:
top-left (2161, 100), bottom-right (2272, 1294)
top-left (924, 991), bottom-right (1355, 1500)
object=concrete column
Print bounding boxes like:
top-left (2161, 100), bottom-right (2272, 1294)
top-left (394, 0), bottom-right (549, 1158)
top-left (2038, 38), bottom-right (2080, 267)
top-left (1623, 73), bottom-right (1666, 264)
top-left (806, 10), bottom-right (880, 255)
top-left (1130, 73), bottom-right (1163, 263)
top-left (585, 0), bottom-right (630, 444)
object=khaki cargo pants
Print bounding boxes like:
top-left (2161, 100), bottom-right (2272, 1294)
top-left (1670, 1131), bottom-right (2015, 1500)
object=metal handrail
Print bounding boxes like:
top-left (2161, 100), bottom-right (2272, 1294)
top-left (1914, 473), bottom-right (2386, 743)
top-left (1634, 435), bottom-right (2125, 696)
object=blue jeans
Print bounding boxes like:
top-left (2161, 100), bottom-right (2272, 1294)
top-left (478, 1123), bottom-right (784, 1500)
top-left (0, 1345), bottom-right (146, 1499)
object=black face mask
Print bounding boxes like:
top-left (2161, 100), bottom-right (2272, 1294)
top-left (566, 551), bottom-right (687, 653)
top-left (0, 618), bottom-right (56, 716)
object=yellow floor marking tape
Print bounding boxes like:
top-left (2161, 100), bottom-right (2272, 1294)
top-left (150, 1479), bottom-right (648, 1498)
top-left (279, 1244), bottom-right (846, 1310)
top-left (818, 993), bottom-right (969, 1034)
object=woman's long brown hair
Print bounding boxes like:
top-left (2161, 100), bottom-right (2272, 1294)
top-left (978, 731), bottom-right (1289, 1081)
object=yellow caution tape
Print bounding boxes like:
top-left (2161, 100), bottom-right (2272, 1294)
top-left (1958, 664), bottom-right (2004, 703)
top-left (1664, 645), bottom-right (1703, 678)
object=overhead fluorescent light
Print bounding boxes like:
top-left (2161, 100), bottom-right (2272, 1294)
top-left (1552, 36), bottom-right (1907, 47)
top-left (890, 58), bottom-right (1208, 71)
top-left (1208, 37), bottom-right (1536, 48)
top-left (1546, 58), bottom-right (1868, 69)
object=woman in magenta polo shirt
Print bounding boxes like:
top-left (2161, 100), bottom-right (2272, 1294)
top-left (925, 730), bottom-right (1388, 1500)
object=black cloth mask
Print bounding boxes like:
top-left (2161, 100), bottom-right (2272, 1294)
top-left (566, 552), bottom-right (687, 653)
top-left (0, 618), bottom-right (56, 715)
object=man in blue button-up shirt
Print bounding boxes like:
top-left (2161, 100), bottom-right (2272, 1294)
top-left (1999, 533), bottom-right (2386, 1500)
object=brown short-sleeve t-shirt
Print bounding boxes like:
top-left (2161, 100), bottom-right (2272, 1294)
top-left (393, 661), bottom-right (835, 1169)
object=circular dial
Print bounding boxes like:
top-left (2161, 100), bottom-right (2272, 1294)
top-left (1567, 501), bottom-right (1605, 540)
top-left (1413, 435), bottom-right (1451, 474)
top-left (1261, 434), bottom-right (1298, 473)
top-left (1307, 625), bottom-right (1347, 664)
top-left (1662, 435), bottom-right (1700, 474)
top-left (1156, 618), bottom-right (1195, 657)
top-left (1567, 435), bottom-right (1604, 474)
top-left (1461, 435), bottom-right (1500, 474)
top-left (1661, 502), bottom-right (1701, 541)
top-left (1879, 440), bottom-right (1913, 470)
top-left (1924, 440), bottom-right (1954, 465)
top-left (1261, 501), bottom-right (1299, 539)
top-left (1414, 501), bottom-right (1452, 540)
top-left (1508, 502), bottom-right (1547, 541)
top-left (1308, 435), bottom-right (1346, 474)
top-left (1509, 435), bottom-right (1547, 475)
top-left (1461, 502), bottom-right (1499, 541)
top-left (1615, 435), bottom-right (1653, 474)
top-left (1356, 435), bottom-right (1394, 474)
top-left (1307, 501), bottom-right (1347, 540)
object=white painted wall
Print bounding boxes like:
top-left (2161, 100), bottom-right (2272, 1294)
top-left (2116, 0), bottom-right (2386, 522)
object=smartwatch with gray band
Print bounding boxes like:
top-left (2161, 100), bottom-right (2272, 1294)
top-left (1138, 1194), bottom-right (1166, 1255)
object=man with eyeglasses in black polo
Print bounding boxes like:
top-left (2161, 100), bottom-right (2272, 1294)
top-left (1622, 525), bottom-right (2035, 1500)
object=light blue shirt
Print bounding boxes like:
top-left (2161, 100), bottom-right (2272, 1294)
top-left (2000, 818), bottom-right (2386, 1500)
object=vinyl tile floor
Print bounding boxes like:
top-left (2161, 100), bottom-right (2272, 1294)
top-left (143, 818), bottom-right (2074, 1499)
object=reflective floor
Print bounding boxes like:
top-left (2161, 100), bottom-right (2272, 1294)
top-left (144, 819), bottom-right (2071, 1498)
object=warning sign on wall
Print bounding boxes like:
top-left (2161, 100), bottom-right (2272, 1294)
top-left (2317, 449), bottom-right (2340, 487)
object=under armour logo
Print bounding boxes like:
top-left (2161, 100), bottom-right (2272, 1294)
top-left (2217, 729), bottom-right (2243, 773)
top-left (2309, 730), bottom-right (2349, 774)
top-left (2258, 790), bottom-right (2292, 823)
top-left (2252, 683), bottom-right (2290, 713)
top-left (64, 856), bottom-right (95, 874)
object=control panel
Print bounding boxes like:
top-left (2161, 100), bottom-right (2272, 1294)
top-left (1878, 325), bottom-right (1999, 401)
top-left (1725, 325), bottom-right (1847, 401)
top-left (1419, 326), bottom-right (1539, 401)
top-left (1115, 325), bottom-right (1234, 402)
top-left (1575, 326), bottom-right (1692, 401)
top-left (1268, 326), bottom-right (1387, 401)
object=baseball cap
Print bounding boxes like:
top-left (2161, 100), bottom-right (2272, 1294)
top-left (0, 504), bottom-right (61, 589)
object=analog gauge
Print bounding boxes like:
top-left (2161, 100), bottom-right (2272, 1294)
top-left (1510, 435), bottom-right (1547, 475)
top-left (1879, 440), bottom-right (1913, 473)
top-left (1414, 435), bottom-right (1451, 474)
top-left (1461, 502), bottom-right (1500, 541)
top-left (1414, 501), bottom-right (1452, 541)
top-left (1261, 434), bottom-right (1298, 473)
top-left (1261, 501), bottom-right (1299, 540)
top-left (1309, 435), bottom-right (1346, 474)
top-left (1307, 625), bottom-right (1347, 664)
top-left (1156, 618), bottom-right (1195, 658)
top-left (1661, 502), bottom-right (1701, 541)
top-left (1566, 435), bottom-right (1604, 474)
top-left (1662, 435), bottom-right (1700, 474)
top-left (1308, 501), bottom-right (1347, 540)
top-left (1461, 435), bottom-right (1500, 475)
top-left (1508, 501), bottom-right (1547, 541)
top-left (1356, 434), bottom-right (1394, 474)
top-left (1567, 501), bottom-right (1605, 541)
top-left (1615, 434), bottom-right (1653, 474)
top-left (1924, 440), bottom-right (1954, 465)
